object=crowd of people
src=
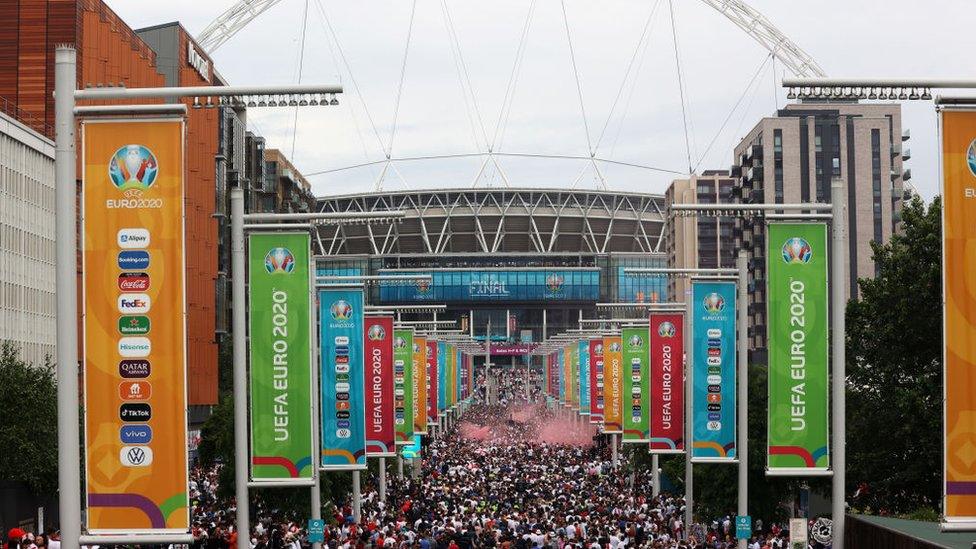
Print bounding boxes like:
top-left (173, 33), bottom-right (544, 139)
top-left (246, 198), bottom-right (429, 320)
top-left (6, 382), bottom-right (810, 549)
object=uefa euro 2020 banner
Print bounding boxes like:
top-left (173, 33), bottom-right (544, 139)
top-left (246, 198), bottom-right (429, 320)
top-left (941, 108), bottom-right (976, 527)
top-left (393, 328), bottom-right (415, 445)
top-left (364, 316), bottom-right (396, 457)
top-left (82, 119), bottom-right (189, 533)
top-left (437, 341), bottom-right (448, 413)
top-left (412, 336), bottom-right (428, 434)
top-left (427, 340), bottom-right (440, 422)
top-left (767, 223), bottom-right (830, 475)
top-left (558, 348), bottom-right (566, 405)
top-left (692, 281), bottom-right (737, 462)
top-left (319, 287), bottom-right (366, 470)
top-left (602, 336), bottom-right (624, 434)
top-left (589, 339), bottom-right (604, 423)
top-left (649, 313), bottom-right (684, 453)
top-left (622, 326), bottom-right (650, 444)
top-left (579, 340), bottom-right (590, 416)
top-left (248, 233), bottom-right (314, 482)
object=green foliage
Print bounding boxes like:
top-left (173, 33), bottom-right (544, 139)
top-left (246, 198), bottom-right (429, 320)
top-left (846, 196), bottom-right (942, 514)
top-left (898, 506), bottom-right (940, 522)
top-left (658, 363), bottom-right (813, 524)
top-left (0, 342), bottom-right (58, 495)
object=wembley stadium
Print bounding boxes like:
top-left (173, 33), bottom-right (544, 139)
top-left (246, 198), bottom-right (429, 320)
top-left (314, 187), bottom-right (671, 365)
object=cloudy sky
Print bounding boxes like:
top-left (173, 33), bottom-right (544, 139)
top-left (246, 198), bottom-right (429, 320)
top-left (112, 0), bottom-right (973, 200)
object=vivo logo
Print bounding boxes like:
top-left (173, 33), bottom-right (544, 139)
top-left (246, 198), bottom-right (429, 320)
top-left (119, 424), bottom-right (153, 444)
top-left (117, 228), bottom-right (150, 249)
top-left (118, 294), bottom-right (151, 314)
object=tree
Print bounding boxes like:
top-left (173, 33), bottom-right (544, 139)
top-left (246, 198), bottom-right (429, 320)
top-left (845, 195), bottom-right (942, 514)
top-left (0, 342), bottom-right (58, 496)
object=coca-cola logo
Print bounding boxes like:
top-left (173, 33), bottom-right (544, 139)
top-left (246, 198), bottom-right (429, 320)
top-left (118, 272), bottom-right (150, 292)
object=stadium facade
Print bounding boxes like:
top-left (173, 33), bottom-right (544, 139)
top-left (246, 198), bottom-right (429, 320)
top-left (315, 188), bottom-right (671, 366)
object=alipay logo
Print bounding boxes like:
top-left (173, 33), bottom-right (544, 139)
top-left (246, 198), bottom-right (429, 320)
top-left (119, 445), bottom-right (153, 467)
top-left (117, 228), bottom-right (150, 249)
top-left (782, 237), bottom-right (813, 264)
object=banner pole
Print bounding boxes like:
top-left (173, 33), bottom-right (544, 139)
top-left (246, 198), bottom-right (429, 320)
top-left (379, 457), bottom-right (387, 504)
top-left (611, 433), bottom-right (619, 469)
top-left (54, 45), bottom-right (81, 549)
top-left (685, 291), bottom-right (694, 539)
top-left (310, 253), bottom-right (322, 549)
top-left (352, 470), bottom-right (362, 523)
top-left (737, 250), bottom-right (749, 549)
top-left (652, 454), bottom-right (660, 498)
top-left (230, 187), bottom-right (250, 544)
top-left (397, 454), bottom-right (404, 478)
top-left (831, 179), bottom-right (848, 547)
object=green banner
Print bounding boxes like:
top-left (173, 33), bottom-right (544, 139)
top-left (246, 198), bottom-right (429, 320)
top-left (767, 223), bottom-right (830, 473)
top-left (393, 328), bottom-right (415, 445)
top-left (622, 326), bottom-right (650, 443)
top-left (248, 233), bottom-right (314, 480)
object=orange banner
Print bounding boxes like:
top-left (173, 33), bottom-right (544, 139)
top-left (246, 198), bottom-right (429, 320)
top-left (603, 336), bottom-right (623, 433)
top-left (82, 120), bottom-right (188, 533)
top-left (942, 109), bottom-right (976, 524)
top-left (413, 337), bottom-right (428, 435)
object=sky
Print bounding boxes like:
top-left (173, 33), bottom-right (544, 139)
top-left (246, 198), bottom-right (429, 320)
top-left (110, 0), bottom-right (975, 200)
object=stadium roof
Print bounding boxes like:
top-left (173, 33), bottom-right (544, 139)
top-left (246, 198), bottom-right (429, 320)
top-left (314, 188), bottom-right (667, 257)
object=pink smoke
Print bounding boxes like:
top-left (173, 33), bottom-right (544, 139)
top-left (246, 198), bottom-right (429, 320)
top-left (458, 403), bottom-right (597, 447)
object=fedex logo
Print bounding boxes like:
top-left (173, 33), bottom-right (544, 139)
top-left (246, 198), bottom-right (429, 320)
top-left (118, 294), bottom-right (150, 314)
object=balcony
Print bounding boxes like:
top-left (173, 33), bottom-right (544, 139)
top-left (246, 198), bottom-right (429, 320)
top-left (890, 144), bottom-right (901, 156)
top-left (903, 169), bottom-right (912, 181)
top-left (902, 128), bottom-right (910, 141)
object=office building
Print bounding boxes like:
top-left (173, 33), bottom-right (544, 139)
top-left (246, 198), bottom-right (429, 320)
top-left (732, 101), bottom-right (909, 360)
top-left (0, 110), bottom-right (56, 366)
top-left (665, 171), bottom-right (738, 300)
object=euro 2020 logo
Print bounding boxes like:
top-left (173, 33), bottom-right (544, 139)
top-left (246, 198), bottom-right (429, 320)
top-left (264, 248), bottom-right (295, 274)
top-left (594, 343), bottom-right (604, 356)
top-left (546, 274), bottom-right (564, 293)
top-left (628, 334), bottom-right (644, 348)
top-left (968, 138), bottom-right (976, 177)
top-left (413, 342), bottom-right (421, 353)
top-left (109, 145), bottom-right (158, 196)
top-left (394, 336), bottom-right (407, 349)
top-left (781, 237), bottom-right (813, 264)
top-left (658, 321), bottom-right (676, 338)
top-left (609, 341), bottom-right (621, 353)
top-left (330, 300), bottom-right (353, 321)
top-left (703, 292), bottom-right (725, 314)
top-left (367, 324), bottom-right (386, 341)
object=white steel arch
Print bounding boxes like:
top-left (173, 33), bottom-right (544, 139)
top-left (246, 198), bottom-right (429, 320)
top-left (196, 0), bottom-right (826, 77)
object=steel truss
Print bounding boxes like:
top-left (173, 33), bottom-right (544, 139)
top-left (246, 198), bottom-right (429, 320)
top-left (313, 188), bottom-right (667, 256)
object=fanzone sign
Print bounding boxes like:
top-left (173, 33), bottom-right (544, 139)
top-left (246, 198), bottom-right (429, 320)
top-left (82, 119), bottom-right (188, 533)
top-left (248, 233), bottom-right (314, 482)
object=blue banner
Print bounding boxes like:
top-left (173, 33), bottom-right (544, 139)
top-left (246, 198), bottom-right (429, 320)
top-left (319, 287), bottom-right (367, 470)
top-left (400, 433), bottom-right (422, 459)
top-left (377, 269), bottom-right (600, 302)
top-left (692, 281), bottom-right (737, 462)
top-left (579, 340), bottom-right (590, 415)
top-left (437, 341), bottom-right (447, 412)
